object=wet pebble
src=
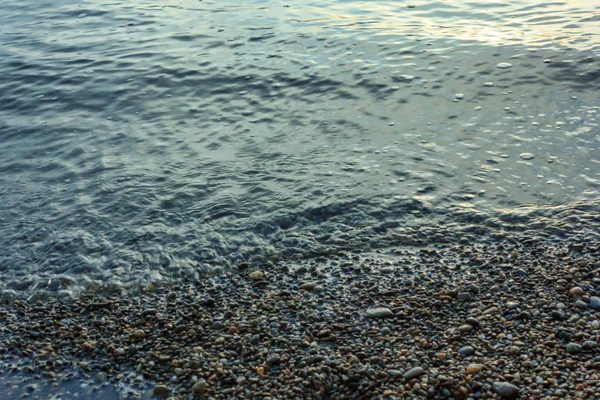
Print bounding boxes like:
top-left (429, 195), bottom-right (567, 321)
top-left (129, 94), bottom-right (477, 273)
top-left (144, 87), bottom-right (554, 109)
top-left (364, 307), bottom-right (394, 319)
top-left (519, 153), bottom-right (535, 160)
top-left (496, 62), bottom-right (513, 69)
top-left (566, 343), bottom-right (582, 354)
top-left (403, 367), bottom-right (425, 379)
top-left (248, 271), bottom-right (264, 280)
top-left (582, 341), bottom-right (597, 351)
top-left (458, 345), bottom-right (475, 356)
top-left (153, 385), bottom-right (171, 397)
top-left (192, 379), bottom-right (207, 394)
top-left (590, 296), bottom-right (600, 310)
top-left (569, 286), bottom-right (584, 297)
top-left (492, 382), bottom-right (520, 399)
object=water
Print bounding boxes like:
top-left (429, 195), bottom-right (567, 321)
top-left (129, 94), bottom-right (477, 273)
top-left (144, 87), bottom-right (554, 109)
top-left (0, 0), bottom-right (599, 299)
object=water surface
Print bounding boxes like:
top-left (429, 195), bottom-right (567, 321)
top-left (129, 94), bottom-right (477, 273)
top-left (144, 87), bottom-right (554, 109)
top-left (0, 0), bottom-right (599, 299)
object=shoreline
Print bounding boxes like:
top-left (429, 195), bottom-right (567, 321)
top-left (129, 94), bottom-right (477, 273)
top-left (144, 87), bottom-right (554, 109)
top-left (1, 239), bottom-right (599, 399)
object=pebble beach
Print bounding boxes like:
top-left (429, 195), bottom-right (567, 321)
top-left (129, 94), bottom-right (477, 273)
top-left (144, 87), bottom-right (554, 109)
top-left (2, 233), bottom-right (600, 399)
top-left (1, 0), bottom-right (600, 399)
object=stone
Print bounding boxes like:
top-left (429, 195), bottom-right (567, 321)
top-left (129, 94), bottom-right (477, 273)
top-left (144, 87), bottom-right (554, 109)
top-left (403, 367), bottom-right (425, 379)
top-left (266, 353), bottom-right (281, 366)
top-left (492, 382), bottom-right (520, 399)
top-left (506, 302), bottom-right (519, 309)
top-left (569, 287), bottom-right (584, 297)
top-left (575, 300), bottom-right (588, 309)
top-left (582, 341), bottom-right (597, 351)
top-left (590, 296), bottom-right (600, 310)
top-left (566, 343), bottom-right (582, 354)
top-left (465, 317), bottom-right (480, 327)
top-left (516, 311), bottom-right (530, 320)
top-left (519, 153), bottom-right (534, 160)
top-left (483, 307), bottom-right (499, 316)
top-left (96, 372), bottom-right (107, 383)
top-left (365, 307), bottom-right (394, 319)
top-left (497, 62), bottom-right (513, 69)
top-left (466, 364), bottom-right (484, 373)
top-left (458, 346), bottom-right (475, 356)
top-left (457, 324), bottom-right (474, 333)
top-left (131, 329), bottom-right (146, 339)
top-left (248, 271), bottom-right (264, 280)
top-left (299, 282), bottom-right (318, 291)
top-left (192, 379), bottom-right (207, 394)
top-left (153, 385), bottom-right (172, 397)
top-left (457, 292), bottom-right (471, 301)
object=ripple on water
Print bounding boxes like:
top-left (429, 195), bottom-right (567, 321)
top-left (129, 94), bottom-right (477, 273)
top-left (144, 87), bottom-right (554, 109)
top-left (0, 0), bottom-right (599, 297)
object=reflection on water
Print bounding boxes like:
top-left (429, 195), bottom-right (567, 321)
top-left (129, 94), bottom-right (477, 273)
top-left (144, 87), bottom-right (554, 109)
top-left (0, 0), bottom-right (598, 298)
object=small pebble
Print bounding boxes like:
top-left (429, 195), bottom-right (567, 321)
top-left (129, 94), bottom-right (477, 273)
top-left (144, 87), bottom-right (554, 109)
top-left (403, 367), bottom-right (425, 379)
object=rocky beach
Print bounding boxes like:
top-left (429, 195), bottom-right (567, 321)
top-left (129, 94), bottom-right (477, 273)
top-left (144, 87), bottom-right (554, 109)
top-left (1, 0), bottom-right (599, 398)
top-left (2, 229), bottom-right (599, 399)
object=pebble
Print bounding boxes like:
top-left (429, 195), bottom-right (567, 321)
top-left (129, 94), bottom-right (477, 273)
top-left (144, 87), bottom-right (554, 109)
top-left (496, 62), bottom-right (513, 69)
top-left (466, 363), bottom-right (484, 373)
top-left (455, 93), bottom-right (464, 100)
top-left (403, 367), bottom-right (425, 379)
top-left (131, 329), bottom-right (146, 339)
top-left (483, 307), bottom-right (499, 316)
top-left (569, 286), bottom-right (584, 297)
top-left (457, 292), bottom-right (471, 301)
top-left (484, 82), bottom-right (494, 87)
top-left (266, 353), bottom-right (281, 366)
top-left (519, 153), bottom-right (535, 160)
top-left (458, 346), bottom-right (475, 356)
top-left (248, 271), bottom-right (264, 280)
top-left (153, 385), bottom-right (172, 397)
top-left (492, 382), bottom-right (520, 399)
top-left (365, 307), bottom-right (394, 319)
top-left (566, 343), bottom-right (582, 354)
top-left (96, 372), bottom-right (107, 383)
top-left (299, 282), bottom-right (318, 291)
top-left (582, 341), bottom-right (597, 351)
top-left (192, 379), bottom-right (207, 394)
top-left (590, 296), bottom-right (600, 310)
top-left (575, 300), bottom-right (587, 309)
top-left (465, 317), bottom-right (480, 327)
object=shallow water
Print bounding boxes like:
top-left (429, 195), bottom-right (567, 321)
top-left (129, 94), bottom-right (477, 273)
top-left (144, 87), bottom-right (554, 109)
top-left (0, 0), bottom-right (599, 299)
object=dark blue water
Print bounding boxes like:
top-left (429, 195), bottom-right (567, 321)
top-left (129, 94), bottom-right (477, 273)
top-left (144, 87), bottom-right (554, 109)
top-left (0, 0), bottom-right (599, 299)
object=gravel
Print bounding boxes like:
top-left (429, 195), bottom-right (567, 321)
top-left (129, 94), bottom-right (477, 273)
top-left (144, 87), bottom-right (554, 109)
top-left (1, 236), bottom-right (599, 399)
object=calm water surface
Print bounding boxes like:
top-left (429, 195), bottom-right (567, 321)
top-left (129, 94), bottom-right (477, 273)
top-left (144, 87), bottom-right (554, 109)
top-left (0, 0), bottom-right (599, 299)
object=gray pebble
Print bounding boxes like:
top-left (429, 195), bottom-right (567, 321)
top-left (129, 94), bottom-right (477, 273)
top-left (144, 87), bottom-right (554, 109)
top-left (95, 372), bottom-right (107, 382)
top-left (575, 300), bottom-right (588, 309)
top-left (458, 346), bottom-right (475, 356)
top-left (492, 382), bottom-right (520, 399)
top-left (582, 341), bottom-right (597, 351)
top-left (403, 366), bottom-right (425, 379)
top-left (457, 292), bottom-right (471, 301)
top-left (566, 343), bottom-right (582, 354)
top-left (153, 385), bottom-right (172, 397)
top-left (590, 296), bottom-right (600, 310)
top-left (365, 307), bottom-right (394, 319)
top-left (192, 379), bottom-right (207, 394)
